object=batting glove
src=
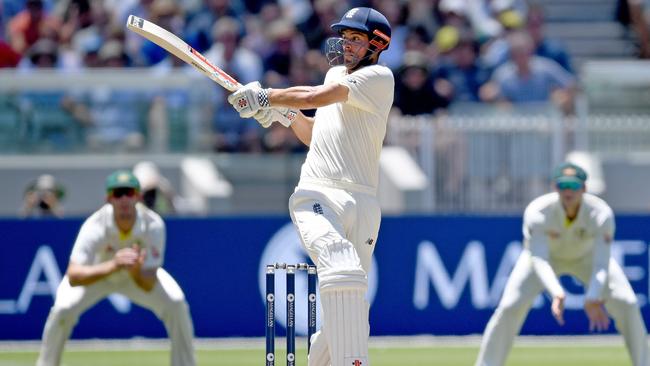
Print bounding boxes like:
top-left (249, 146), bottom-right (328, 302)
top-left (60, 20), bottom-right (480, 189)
top-left (252, 109), bottom-right (274, 128)
top-left (227, 81), bottom-right (271, 118)
top-left (253, 107), bottom-right (298, 128)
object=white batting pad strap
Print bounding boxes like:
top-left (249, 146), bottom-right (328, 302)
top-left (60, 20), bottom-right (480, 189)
top-left (321, 288), bottom-right (370, 366)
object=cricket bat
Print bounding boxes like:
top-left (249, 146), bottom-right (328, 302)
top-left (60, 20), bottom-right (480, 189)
top-left (126, 14), bottom-right (243, 91)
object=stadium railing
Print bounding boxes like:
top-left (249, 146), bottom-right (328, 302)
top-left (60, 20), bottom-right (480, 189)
top-left (2, 64), bottom-right (650, 214)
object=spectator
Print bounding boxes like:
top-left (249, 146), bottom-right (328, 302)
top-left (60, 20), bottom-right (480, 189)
top-left (373, 0), bottom-right (409, 71)
top-left (263, 18), bottom-right (306, 85)
top-left (437, 0), bottom-right (467, 28)
top-left (433, 26), bottom-right (492, 104)
top-left (21, 38), bottom-right (59, 68)
top-left (479, 30), bottom-right (576, 114)
top-left (104, 0), bottom-right (140, 26)
top-left (0, 39), bottom-right (21, 67)
top-left (437, 0), bottom-right (502, 40)
top-left (122, 0), bottom-right (155, 65)
top-left (138, 0), bottom-right (185, 65)
top-left (20, 174), bottom-right (65, 218)
top-left (16, 38), bottom-right (85, 149)
top-left (58, 0), bottom-right (94, 47)
top-left (296, 0), bottom-right (344, 50)
top-left (617, 0), bottom-right (650, 59)
top-left (58, 0), bottom-right (113, 70)
top-left (62, 40), bottom-right (145, 151)
top-left (289, 48), bottom-right (329, 87)
top-left (203, 16), bottom-right (262, 84)
top-left (239, 2), bottom-right (283, 58)
top-left (393, 50), bottom-right (449, 115)
top-left (526, 4), bottom-right (574, 73)
top-left (133, 161), bottom-right (176, 215)
top-left (7, 0), bottom-right (61, 55)
top-left (4, 0), bottom-right (56, 20)
top-left (77, 33), bottom-right (102, 68)
top-left (482, 4), bottom-right (572, 74)
top-left (97, 38), bottom-right (130, 67)
top-left (480, 8), bottom-right (525, 71)
top-left (405, 0), bottom-right (440, 39)
top-left (184, 0), bottom-right (243, 53)
top-left (0, 0), bottom-right (21, 68)
top-left (403, 25), bottom-right (432, 54)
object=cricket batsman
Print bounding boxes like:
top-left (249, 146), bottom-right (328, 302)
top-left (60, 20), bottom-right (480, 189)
top-left (227, 7), bottom-right (393, 366)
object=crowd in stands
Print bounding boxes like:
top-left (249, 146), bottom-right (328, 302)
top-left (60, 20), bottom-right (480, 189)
top-left (0, 0), bottom-right (592, 152)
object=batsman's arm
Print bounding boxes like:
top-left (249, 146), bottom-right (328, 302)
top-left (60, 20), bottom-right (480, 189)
top-left (290, 113), bottom-right (315, 146)
top-left (268, 83), bottom-right (348, 146)
top-left (268, 83), bottom-right (348, 110)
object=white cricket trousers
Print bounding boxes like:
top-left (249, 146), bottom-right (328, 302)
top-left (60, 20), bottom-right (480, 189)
top-left (289, 179), bottom-right (381, 366)
top-left (36, 268), bottom-right (195, 366)
top-left (475, 250), bottom-right (649, 366)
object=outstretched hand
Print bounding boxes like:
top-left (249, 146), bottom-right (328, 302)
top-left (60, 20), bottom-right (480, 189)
top-left (227, 81), bottom-right (270, 118)
top-left (551, 294), bottom-right (565, 326)
top-left (584, 300), bottom-right (610, 332)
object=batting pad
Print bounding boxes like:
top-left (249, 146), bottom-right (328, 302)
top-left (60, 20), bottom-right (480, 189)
top-left (317, 239), bottom-right (367, 291)
top-left (307, 330), bottom-right (330, 366)
top-left (321, 288), bottom-right (369, 366)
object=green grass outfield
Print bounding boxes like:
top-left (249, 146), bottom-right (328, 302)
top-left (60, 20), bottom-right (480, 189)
top-left (0, 336), bottom-right (633, 366)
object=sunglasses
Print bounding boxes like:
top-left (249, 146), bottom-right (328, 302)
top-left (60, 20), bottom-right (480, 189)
top-left (110, 187), bottom-right (137, 198)
top-left (556, 181), bottom-right (583, 191)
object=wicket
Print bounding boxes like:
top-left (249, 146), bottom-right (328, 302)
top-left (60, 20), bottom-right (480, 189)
top-left (266, 262), bottom-right (317, 366)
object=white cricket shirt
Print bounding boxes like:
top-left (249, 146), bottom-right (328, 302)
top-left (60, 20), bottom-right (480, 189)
top-left (70, 202), bottom-right (166, 283)
top-left (300, 64), bottom-right (394, 193)
top-left (523, 192), bottom-right (614, 300)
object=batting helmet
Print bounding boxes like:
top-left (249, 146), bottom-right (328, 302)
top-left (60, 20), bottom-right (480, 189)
top-left (331, 7), bottom-right (392, 52)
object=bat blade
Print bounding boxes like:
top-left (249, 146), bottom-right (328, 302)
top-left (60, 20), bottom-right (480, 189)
top-left (126, 15), bottom-right (242, 91)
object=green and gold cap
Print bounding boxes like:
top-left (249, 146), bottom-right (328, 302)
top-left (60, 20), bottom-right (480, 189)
top-left (552, 162), bottom-right (587, 185)
top-left (105, 170), bottom-right (140, 192)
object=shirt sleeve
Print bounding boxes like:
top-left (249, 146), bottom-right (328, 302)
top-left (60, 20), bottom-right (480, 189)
top-left (523, 206), bottom-right (565, 298)
top-left (539, 57), bottom-right (575, 89)
top-left (142, 214), bottom-right (166, 269)
top-left (69, 216), bottom-right (103, 265)
top-left (585, 207), bottom-right (615, 301)
top-left (338, 66), bottom-right (394, 114)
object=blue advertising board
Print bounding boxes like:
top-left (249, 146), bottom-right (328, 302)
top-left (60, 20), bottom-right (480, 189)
top-left (0, 216), bottom-right (649, 340)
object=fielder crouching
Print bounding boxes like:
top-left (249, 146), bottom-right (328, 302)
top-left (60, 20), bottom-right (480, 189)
top-left (475, 162), bottom-right (649, 366)
top-left (36, 170), bottom-right (195, 366)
